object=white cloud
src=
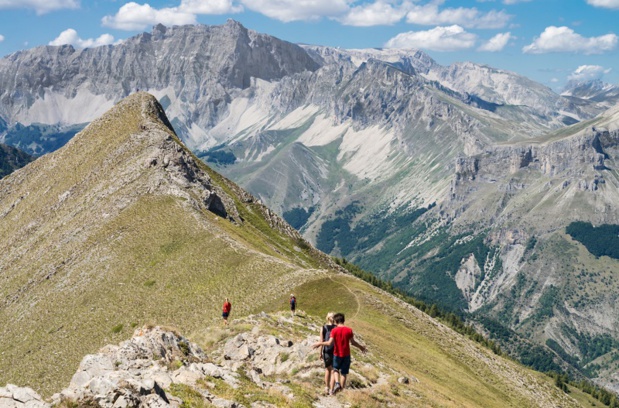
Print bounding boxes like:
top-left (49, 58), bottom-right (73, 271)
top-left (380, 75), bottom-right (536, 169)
top-left (102, 2), bottom-right (196, 31)
top-left (478, 32), bottom-right (512, 52)
top-left (586, 0), bottom-right (619, 9)
top-left (385, 25), bottom-right (477, 51)
top-left (239, 0), bottom-right (349, 22)
top-left (338, 1), bottom-right (411, 27)
top-left (503, 0), bottom-right (532, 4)
top-left (568, 65), bottom-right (612, 81)
top-left (0, 34), bottom-right (4, 42)
top-left (523, 26), bottom-right (618, 54)
top-left (49, 29), bottom-right (115, 48)
top-left (0, 0), bottom-right (79, 14)
top-left (179, 0), bottom-right (243, 14)
top-left (405, 1), bottom-right (511, 29)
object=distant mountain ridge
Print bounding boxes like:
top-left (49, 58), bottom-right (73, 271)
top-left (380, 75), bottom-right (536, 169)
top-left (562, 79), bottom-right (619, 107)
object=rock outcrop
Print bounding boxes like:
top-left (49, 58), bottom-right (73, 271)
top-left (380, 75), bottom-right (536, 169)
top-left (52, 326), bottom-right (211, 408)
top-left (1, 314), bottom-right (393, 408)
top-left (0, 384), bottom-right (48, 408)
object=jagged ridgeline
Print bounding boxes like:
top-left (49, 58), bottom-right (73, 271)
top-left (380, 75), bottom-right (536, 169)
top-left (0, 93), bottom-right (590, 407)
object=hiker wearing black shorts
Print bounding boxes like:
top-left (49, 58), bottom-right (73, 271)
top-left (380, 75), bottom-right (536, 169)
top-left (313, 312), bottom-right (366, 395)
top-left (320, 312), bottom-right (336, 395)
top-left (290, 294), bottom-right (296, 316)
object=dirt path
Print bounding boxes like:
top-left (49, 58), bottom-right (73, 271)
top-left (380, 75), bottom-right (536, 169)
top-left (329, 275), bottom-right (361, 320)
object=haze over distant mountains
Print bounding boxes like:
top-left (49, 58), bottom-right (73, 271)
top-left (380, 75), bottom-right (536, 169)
top-left (2, 20), bottom-right (619, 390)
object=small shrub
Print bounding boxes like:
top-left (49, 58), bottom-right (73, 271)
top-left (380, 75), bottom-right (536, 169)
top-left (168, 383), bottom-right (209, 408)
top-left (111, 324), bottom-right (123, 334)
top-left (280, 352), bottom-right (290, 363)
top-left (178, 340), bottom-right (190, 356)
top-left (144, 279), bottom-right (156, 287)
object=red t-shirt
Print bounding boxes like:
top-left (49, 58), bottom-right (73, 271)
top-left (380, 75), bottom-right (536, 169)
top-left (223, 302), bottom-right (231, 313)
top-left (330, 325), bottom-right (354, 357)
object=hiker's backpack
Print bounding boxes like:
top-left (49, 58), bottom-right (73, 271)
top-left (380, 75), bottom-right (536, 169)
top-left (323, 324), bottom-right (335, 352)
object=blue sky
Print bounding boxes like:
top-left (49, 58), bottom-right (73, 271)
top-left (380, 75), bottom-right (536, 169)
top-left (0, 0), bottom-right (617, 91)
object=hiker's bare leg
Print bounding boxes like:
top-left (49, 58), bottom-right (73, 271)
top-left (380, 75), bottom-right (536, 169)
top-left (324, 367), bottom-right (332, 389)
top-left (331, 370), bottom-right (339, 390)
top-left (340, 374), bottom-right (347, 389)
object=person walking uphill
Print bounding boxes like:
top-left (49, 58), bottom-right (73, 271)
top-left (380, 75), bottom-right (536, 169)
top-left (222, 298), bottom-right (232, 325)
top-left (289, 294), bottom-right (297, 316)
top-left (312, 312), bottom-right (367, 395)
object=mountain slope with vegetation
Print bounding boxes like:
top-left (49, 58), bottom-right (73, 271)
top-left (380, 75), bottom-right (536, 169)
top-left (0, 93), bottom-right (593, 407)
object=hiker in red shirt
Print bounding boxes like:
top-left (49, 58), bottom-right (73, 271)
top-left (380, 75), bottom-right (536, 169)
top-left (313, 312), bottom-right (366, 395)
top-left (222, 298), bottom-right (232, 325)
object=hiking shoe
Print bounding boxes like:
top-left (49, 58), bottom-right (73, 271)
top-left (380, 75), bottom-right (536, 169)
top-left (332, 382), bottom-right (342, 394)
top-left (325, 386), bottom-right (330, 395)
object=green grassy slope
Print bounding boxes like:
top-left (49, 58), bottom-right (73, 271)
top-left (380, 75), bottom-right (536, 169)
top-left (245, 273), bottom-right (585, 407)
top-left (0, 93), bottom-right (328, 394)
top-left (0, 93), bottom-right (590, 407)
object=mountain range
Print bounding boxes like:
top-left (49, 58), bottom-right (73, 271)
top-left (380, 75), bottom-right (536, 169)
top-left (0, 92), bottom-right (598, 408)
top-left (2, 20), bottom-right (619, 390)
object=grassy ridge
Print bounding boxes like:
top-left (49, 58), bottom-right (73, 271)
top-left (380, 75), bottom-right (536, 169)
top-left (0, 93), bottom-right (327, 395)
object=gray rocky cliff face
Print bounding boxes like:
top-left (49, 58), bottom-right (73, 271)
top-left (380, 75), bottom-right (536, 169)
top-left (0, 20), bottom-right (319, 133)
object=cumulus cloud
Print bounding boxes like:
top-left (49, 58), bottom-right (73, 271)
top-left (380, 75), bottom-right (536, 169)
top-left (478, 32), bottom-right (513, 52)
top-left (338, 1), bottom-right (411, 27)
top-left (568, 65), bottom-right (612, 81)
top-left (49, 29), bottom-right (115, 48)
top-left (385, 25), bottom-right (477, 51)
top-left (0, 0), bottom-right (79, 14)
top-left (0, 34), bottom-right (4, 42)
top-left (179, 0), bottom-right (243, 14)
top-left (405, 1), bottom-right (511, 29)
top-left (503, 0), bottom-right (532, 4)
top-left (239, 0), bottom-right (349, 22)
top-left (586, 0), bottom-right (619, 9)
top-left (102, 2), bottom-right (196, 31)
top-left (523, 26), bottom-right (618, 54)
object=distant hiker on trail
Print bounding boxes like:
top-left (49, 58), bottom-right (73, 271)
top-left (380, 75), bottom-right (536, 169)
top-left (312, 312), bottom-right (366, 395)
top-left (320, 312), bottom-right (336, 395)
top-left (222, 298), bottom-right (231, 325)
top-left (289, 294), bottom-right (296, 316)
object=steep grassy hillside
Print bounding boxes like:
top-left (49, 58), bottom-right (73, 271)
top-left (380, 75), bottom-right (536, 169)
top-left (0, 93), bottom-right (593, 407)
top-left (0, 93), bottom-right (329, 395)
